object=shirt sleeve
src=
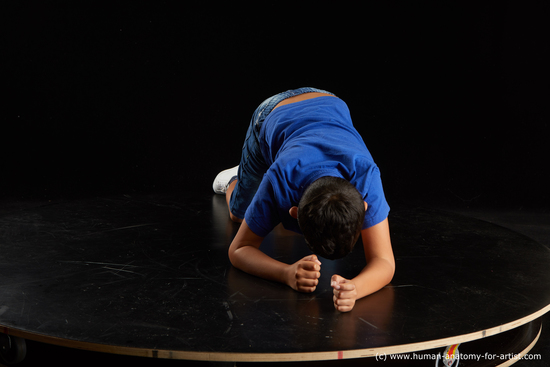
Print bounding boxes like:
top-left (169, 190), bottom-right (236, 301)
top-left (363, 166), bottom-right (390, 229)
top-left (244, 176), bottom-right (281, 237)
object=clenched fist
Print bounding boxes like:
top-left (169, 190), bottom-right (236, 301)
top-left (331, 274), bottom-right (357, 312)
top-left (286, 254), bottom-right (322, 293)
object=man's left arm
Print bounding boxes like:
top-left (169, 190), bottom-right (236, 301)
top-left (331, 217), bottom-right (395, 312)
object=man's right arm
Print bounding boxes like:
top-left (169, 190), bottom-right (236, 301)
top-left (228, 219), bottom-right (321, 292)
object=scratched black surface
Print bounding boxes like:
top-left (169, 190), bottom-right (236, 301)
top-left (1, 194), bottom-right (550, 356)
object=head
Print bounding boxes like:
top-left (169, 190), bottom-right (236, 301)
top-left (290, 176), bottom-right (367, 260)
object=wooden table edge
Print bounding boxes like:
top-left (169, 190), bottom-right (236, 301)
top-left (2, 303), bottom-right (549, 362)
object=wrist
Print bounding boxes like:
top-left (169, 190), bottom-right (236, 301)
top-left (282, 263), bottom-right (294, 288)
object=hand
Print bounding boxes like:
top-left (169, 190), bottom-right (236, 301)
top-left (331, 274), bottom-right (357, 312)
top-left (286, 255), bottom-right (321, 293)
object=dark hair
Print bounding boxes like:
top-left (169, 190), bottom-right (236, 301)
top-left (297, 176), bottom-right (365, 260)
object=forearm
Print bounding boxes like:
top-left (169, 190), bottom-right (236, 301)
top-left (354, 218), bottom-right (395, 299)
top-left (229, 244), bottom-right (290, 285)
top-left (228, 219), bottom-right (296, 286)
top-left (352, 257), bottom-right (395, 299)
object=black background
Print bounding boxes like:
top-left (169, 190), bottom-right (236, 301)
top-left (5, 2), bottom-right (549, 210)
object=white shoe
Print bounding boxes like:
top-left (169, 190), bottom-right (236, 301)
top-left (212, 165), bottom-right (239, 194)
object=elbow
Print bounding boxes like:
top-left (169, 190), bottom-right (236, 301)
top-left (228, 241), bottom-right (243, 268)
top-left (228, 244), bottom-right (237, 266)
top-left (387, 268), bottom-right (395, 286)
top-left (386, 259), bottom-right (396, 285)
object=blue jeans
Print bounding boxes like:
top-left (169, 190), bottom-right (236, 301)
top-left (229, 87), bottom-right (335, 219)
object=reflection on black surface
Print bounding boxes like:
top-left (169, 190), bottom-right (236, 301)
top-left (226, 266), bottom-right (395, 352)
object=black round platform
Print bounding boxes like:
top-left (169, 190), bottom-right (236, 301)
top-left (1, 194), bottom-right (550, 363)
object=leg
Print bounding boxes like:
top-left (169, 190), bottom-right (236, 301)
top-left (226, 180), bottom-right (242, 223)
top-left (227, 127), bottom-right (268, 221)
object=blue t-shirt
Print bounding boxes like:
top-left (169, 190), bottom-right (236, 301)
top-left (245, 96), bottom-right (390, 237)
